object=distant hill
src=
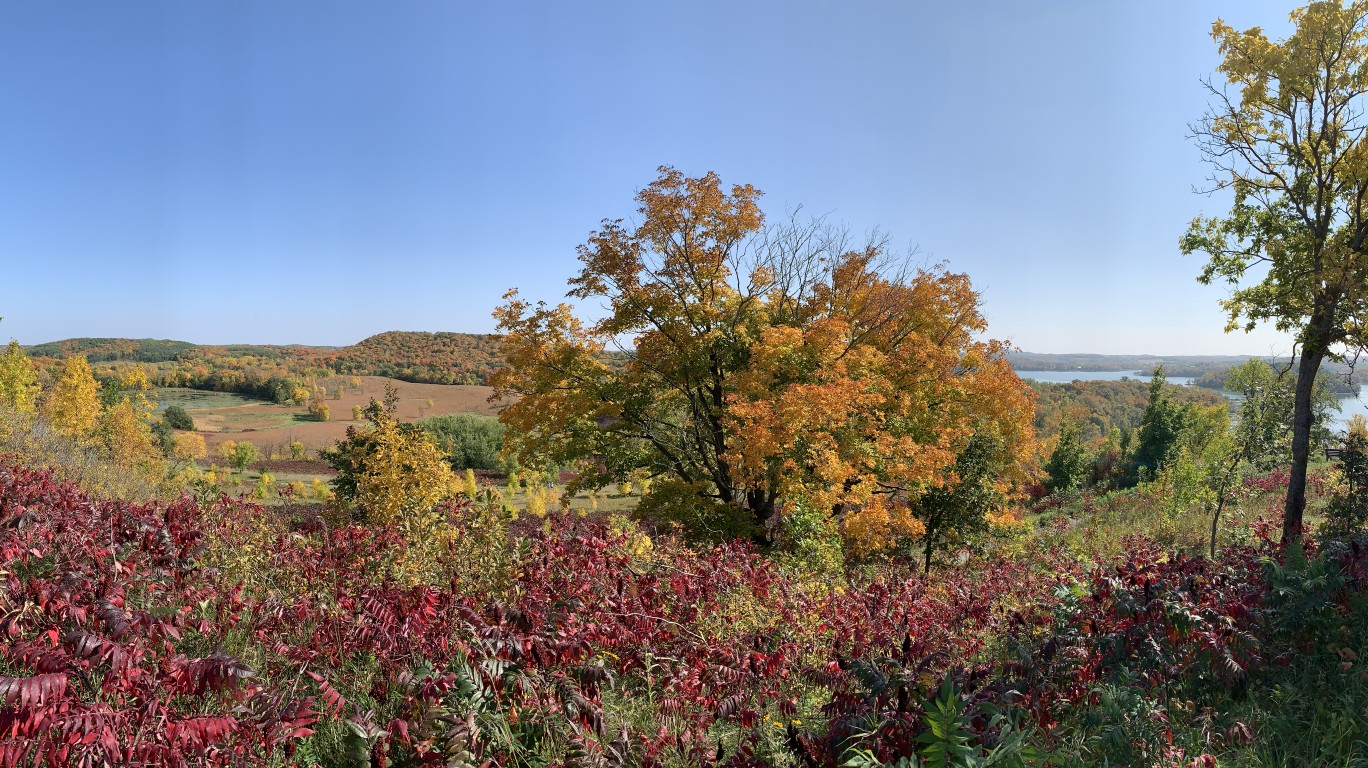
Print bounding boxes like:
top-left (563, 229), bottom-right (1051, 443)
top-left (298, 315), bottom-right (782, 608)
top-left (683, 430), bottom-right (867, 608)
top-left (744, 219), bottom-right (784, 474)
top-left (26, 337), bottom-right (203, 363)
top-left (327, 331), bottom-right (504, 386)
top-left (26, 331), bottom-right (504, 386)
top-left (1006, 352), bottom-right (1269, 377)
top-left (1008, 351), bottom-right (1364, 394)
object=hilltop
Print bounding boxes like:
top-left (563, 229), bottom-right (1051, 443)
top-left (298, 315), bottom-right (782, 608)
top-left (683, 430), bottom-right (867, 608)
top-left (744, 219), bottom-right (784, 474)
top-left (1009, 351), bottom-right (1365, 394)
top-left (25, 331), bottom-right (505, 386)
top-left (1006, 351), bottom-right (1276, 377)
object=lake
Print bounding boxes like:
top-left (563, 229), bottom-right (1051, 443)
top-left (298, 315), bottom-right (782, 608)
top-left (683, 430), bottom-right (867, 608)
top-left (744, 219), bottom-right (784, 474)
top-left (1016, 370), bottom-right (1367, 433)
top-left (1015, 370), bottom-right (1198, 387)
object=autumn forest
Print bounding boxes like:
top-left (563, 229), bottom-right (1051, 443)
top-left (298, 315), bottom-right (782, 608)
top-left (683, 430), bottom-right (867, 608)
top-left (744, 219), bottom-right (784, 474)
top-left (7, 3), bottom-right (1368, 767)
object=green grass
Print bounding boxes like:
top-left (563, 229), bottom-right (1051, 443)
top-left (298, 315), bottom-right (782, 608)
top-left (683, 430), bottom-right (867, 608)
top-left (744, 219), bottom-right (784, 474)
top-left (154, 388), bottom-right (268, 411)
top-left (213, 411), bottom-right (302, 430)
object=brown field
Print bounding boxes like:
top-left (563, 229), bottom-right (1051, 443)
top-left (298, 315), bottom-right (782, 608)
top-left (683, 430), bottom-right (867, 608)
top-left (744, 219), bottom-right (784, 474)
top-left (194, 376), bottom-right (503, 454)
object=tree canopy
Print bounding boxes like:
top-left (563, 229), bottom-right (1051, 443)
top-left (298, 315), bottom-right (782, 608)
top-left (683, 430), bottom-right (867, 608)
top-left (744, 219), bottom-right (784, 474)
top-left (0, 340), bottom-right (39, 415)
top-left (1183, 1), bottom-right (1368, 542)
top-left (492, 167), bottom-right (1037, 554)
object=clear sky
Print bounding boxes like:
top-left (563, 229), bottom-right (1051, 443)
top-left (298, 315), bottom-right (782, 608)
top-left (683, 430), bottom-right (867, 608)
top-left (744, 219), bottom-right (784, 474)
top-left (0, 1), bottom-right (1307, 355)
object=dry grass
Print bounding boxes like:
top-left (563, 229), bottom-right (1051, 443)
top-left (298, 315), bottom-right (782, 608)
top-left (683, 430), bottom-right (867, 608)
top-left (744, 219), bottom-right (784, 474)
top-left (192, 376), bottom-right (503, 453)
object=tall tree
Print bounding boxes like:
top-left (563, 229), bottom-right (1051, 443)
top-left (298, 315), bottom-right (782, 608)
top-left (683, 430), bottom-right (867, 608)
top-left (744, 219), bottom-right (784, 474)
top-left (492, 167), bottom-right (1036, 551)
top-left (42, 356), bottom-right (101, 440)
top-left (1183, 1), bottom-right (1368, 544)
top-left (0, 340), bottom-right (39, 415)
top-left (1132, 368), bottom-right (1192, 481)
top-left (1044, 421), bottom-right (1090, 494)
top-left (1224, 358), bottom-right (1337, 471)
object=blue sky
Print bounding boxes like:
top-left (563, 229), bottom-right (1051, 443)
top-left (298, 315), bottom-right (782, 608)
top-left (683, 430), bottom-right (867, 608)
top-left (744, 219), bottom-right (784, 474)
top-left (0, 1), bottom-right (1303, 354)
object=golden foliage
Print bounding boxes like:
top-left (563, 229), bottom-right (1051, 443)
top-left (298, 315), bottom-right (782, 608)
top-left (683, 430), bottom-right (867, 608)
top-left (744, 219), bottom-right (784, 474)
top-left (0, 405), bottom-right (167, 500)
top-left (310, 477), bottom-right (333, 502)
top-left (42, 356), bottom-right (101, 440)
top-left (97, 399), bottom-right (158, 470)
top-left (340, 408), bottom-right (462, 528)
top-left (493, 167), bottom-right (1038, 555)
top-left (255, 472), bottom-right (275, 499)
top-left (840, 495), bottom-right (928, 558)
top-left (0, 340), bottom-right (39, 414)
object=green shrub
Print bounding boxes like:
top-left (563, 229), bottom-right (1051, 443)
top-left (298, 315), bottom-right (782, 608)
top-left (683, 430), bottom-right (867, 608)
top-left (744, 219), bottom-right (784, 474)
top-left (1324, 423), bottom-right (1368, 538)
top-left (631, 477), bottom-right (756, 544)
top-left (162, 405), bottom-right (195, 431)
top-left (418, 414), bottom-right (505, 471)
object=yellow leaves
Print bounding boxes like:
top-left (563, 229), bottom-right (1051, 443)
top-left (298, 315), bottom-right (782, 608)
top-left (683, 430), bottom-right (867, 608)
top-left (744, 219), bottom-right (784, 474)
top-left (840, 496), bottom-right (926, 558)
top-left (254, 472), bottom-right (275, 500)
top-left (494, 167), bottom-right (1039, 558)
top-left (42, 356), bottom-right (101, 440)
top-left (986, 507), bottom-right (1025, 529)
top-left (217, 440), bottom-right (238, 463)
top-left (97, 399), bottom-right (159, 471)
top-left (724, 261), bottom-right (1038, 555)
top-left (1348, 414), bottom-right (1368, 443)
top-left (310, 477), bottom-right (333, 502)
top-left (171, 431), bottom-right (207, 462)
top-left (352, 413), bottom-right (462, 528)
top-left (0, 340), bottom-right (40, 415)
top-left (630, 165), bottom-right (764, 263)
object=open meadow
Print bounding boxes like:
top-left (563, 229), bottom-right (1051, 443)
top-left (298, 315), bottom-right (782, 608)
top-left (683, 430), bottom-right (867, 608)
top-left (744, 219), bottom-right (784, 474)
top-left (169, 375), bottom-right (501, 454)
top-left (10, 2), bottom-right (1368, 764)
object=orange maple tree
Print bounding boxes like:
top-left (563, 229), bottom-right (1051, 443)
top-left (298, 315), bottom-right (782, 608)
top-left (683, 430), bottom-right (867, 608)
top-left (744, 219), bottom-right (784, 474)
top-left (492, 167), bottom-right (1036, 554)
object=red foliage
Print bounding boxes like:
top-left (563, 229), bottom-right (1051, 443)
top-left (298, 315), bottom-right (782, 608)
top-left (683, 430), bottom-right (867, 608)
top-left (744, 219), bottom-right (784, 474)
top-left (4, 455), bottom-right (1352, 766)
top-left (0, 461), bottom-right (319, 766)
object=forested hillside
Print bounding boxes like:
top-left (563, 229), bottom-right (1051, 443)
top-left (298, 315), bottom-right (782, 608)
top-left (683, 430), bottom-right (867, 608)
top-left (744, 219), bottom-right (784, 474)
top-left (25, 337), bottom-right (204, 363)
top-left (1031, 378), bottom-right (1229, 443)
top-left (25, 332), bottom-right (505, 386)
top-left (326, 331), bottom-right (504, 385)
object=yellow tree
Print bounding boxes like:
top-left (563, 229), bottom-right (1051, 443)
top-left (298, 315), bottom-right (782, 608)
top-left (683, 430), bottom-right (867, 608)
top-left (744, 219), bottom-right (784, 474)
top-left (493, 167), bottom-right (1037, 549)
top-left (171, 432), bottom-right (208, 462)
top-left (724, 254), bottom-right (1036, 556)
top-left (321, 400), bottom-right (462, 527)
top-left (98, 399), bottom-right (159, 469)
top-left (216, 440), bottom-right (238, 464)
top-left (42, 356), bottom-right (101, 440)
top-left (115, 366), bottom-right (158, 421)
top-left (0, 340), bottom-right (39, 414)
top-left (1183, 2), bottom-right (1368, 544)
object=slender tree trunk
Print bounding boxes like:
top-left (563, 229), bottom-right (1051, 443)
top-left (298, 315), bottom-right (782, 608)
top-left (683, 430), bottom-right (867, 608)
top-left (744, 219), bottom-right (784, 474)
top-left (1285, 346), bottom-right (1326, 545)
top-left (1211, 448), bottom-right (1248, 559)
top-left (923, 525), bottom-right (934, 576)
top-left (1211, 485), bottom-right (1227, 560)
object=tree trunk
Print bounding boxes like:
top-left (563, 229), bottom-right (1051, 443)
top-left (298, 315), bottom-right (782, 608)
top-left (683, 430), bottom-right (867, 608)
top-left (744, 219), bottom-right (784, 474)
top-left (1211, 485), bottom-right (1227, 560)
top-left (747, 488), bottom-right (776, 546)
top-left (1211, 452), bottom-right (1243, 559)
top-left (1285, 346), bottom-right (1326, 545)
top-left (923, 526), bottom-right (934, 576)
